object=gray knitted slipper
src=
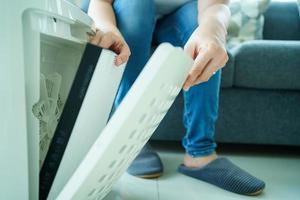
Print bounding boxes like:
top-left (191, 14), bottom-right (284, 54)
top-left (178, 157), bottom-right (265, 195)
top-left (127, 143), bottom-right (163, 178)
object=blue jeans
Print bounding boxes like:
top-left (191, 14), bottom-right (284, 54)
top-left (113, 0), bottom-right (220, 157)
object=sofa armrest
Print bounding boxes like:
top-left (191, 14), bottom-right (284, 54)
top-left (221, 51), bottom-right (235, 88)
top-left (230, 40), bottom-right (300, 90)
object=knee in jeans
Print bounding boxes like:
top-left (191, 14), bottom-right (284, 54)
top-left (114, 0), bottom-right (156, 45)
top-left (177, 1), bottom-right (198, 40)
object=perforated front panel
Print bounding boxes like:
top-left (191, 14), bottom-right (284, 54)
top-left (47, 49), bottom-right (125, 199)
top-left (57, 43), bottom-right (193, 200)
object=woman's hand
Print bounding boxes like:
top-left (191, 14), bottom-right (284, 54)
top-left (88, 29), bottom-right (131, 66)
top-left (183, 25), bottom-right (228, 91)
top-left (183, 3), bottom-right (230, 91)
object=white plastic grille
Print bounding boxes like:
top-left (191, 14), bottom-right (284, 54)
top-left (57, 43), bottom-right (193, 200)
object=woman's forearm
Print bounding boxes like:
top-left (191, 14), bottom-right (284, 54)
top-left (198, 0), bottom-right (231, 44)
top-left (88, 0), bottom-right (121, 35)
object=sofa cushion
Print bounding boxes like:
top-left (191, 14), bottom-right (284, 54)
top-left (263, 2), bottom-right (300, 40)
top-left (232, 40), bottom-right (300, 90)
top-left (298, 0), bottom-right (300, 21)
top-left (153, 88), bottom-right (300, 146)
top-left (226, 0), bottom-right (270, 48)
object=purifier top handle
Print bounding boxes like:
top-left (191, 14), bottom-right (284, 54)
top-left (23, 7), bottom-right (95, 43)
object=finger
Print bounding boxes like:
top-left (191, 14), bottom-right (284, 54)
top-left (89, 31), bottom-right (102, 45)
top-left (183, 48), bottom-right (212, 90)
top-left (195, 55), bottom-right (227, 84)
top-left (183, 59), bottom-right (211, 91)
top-left (195, 60), bottom-right (220, 84)
top-left (115, 45), bottom-right (131, 66)
top-left (98, 33), bottom-right (115, 49)
top-left (184, 43), bottom-right (197, 60)
top-left (86, 32), bottom-right (94, 41)
top-left (182, 43), bottom-right (196, 90)
top-left (183, 74), bottom-right (193, 91)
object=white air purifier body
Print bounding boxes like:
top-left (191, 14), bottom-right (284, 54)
top-left (1, 1), bottom-right (124, 199)
top-left (0, 1), bottom-right (193, 200)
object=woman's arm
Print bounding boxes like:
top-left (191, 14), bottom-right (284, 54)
top-left (88, 0), bottom-right (130, 65)
top-left (198, 0), bottom-right (230, 19)
top-left (88, 0), bottom-right (120, 35)
top-left (198, 0), bottom-right (230, 46)
top-left (183, 0), bottom-right (231, 90)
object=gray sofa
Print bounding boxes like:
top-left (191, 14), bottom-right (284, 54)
top-left (81, 1), bottom-right (300, 146)
top-left (152, 1), bottom-right (300, 146)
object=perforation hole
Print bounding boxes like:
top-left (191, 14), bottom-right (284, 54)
top-left (116, 165), bottom-right (124, 175)
top-left (158, 102), bottom-right (165, 110)
top-left (117, 158), bottom-right (125, 168)
top-left (136, 132), bottom-right (142, 140)
top-left (107, 172), bottom-right (115, 182)
top-left (102, 188), bottom-right (111, 198)
top-left (87, 188), bottom-right (96, 197)
top-left (158, 103), bottom-right (164, 111)
top-left (137, 129), bottom-right (147, 140)
top-left (149, 115), bottom-right (157, 124)
top-left (109, 160), bottom-right (117, 168)
top-left (172, 86), bottom-right (178, 94)
top-left (99, 185), bottom-right (111, 198)
top-left (127, 145), bottom-right (134, 154)
top-left (118, 145), bottom-right (127, 154)
top-left (96, 194), bottom-right (104, 200)
top-left (112, 169), bottom-right (122, 181)
top-left (163, 85), bottom-right (170, 94)
top-left (139, 113), bottom-right (147, 123)
top-left (98, 174), bottom-right (106, 183)
top-left (149, 98), bottom-right (157, 107)
top-left (130, 144), bottom-right (137, 154)
top-left (129, 130), bottom-right (137, 139)
top-left (171, 86), bottom-right (179, 96)
top-left (97, 187), bottom-right (104, 194)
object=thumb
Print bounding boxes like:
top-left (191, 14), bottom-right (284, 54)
top-left (184, 42), bottom-right (197, 60)
top-left (115, 44), bottom-right (130, 66)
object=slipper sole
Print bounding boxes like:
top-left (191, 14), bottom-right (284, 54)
top-left (136, 172), bottom-right (163, 179)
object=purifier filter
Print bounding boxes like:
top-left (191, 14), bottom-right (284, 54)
top-left (39, 44), bottom-right (104, 199)
top-left (32, 72), bottom-right (63, 166)
top-left (37, 44), bottom-right (125, 199)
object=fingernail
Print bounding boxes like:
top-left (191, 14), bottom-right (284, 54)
top-left (115, 58), bottom-right (121, 66)
top-left (183, 86), bottom-right (189, 91)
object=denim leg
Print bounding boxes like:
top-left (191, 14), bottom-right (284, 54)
top-left (80, 0), bottom-right (90, 13)
top-left (113, 0), bottom-right (156, 107)
top-left (154, 0), bottom-right (220, 157)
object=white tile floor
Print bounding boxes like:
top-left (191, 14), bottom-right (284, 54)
top-left (104, 142), bottom-right (300, 200)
